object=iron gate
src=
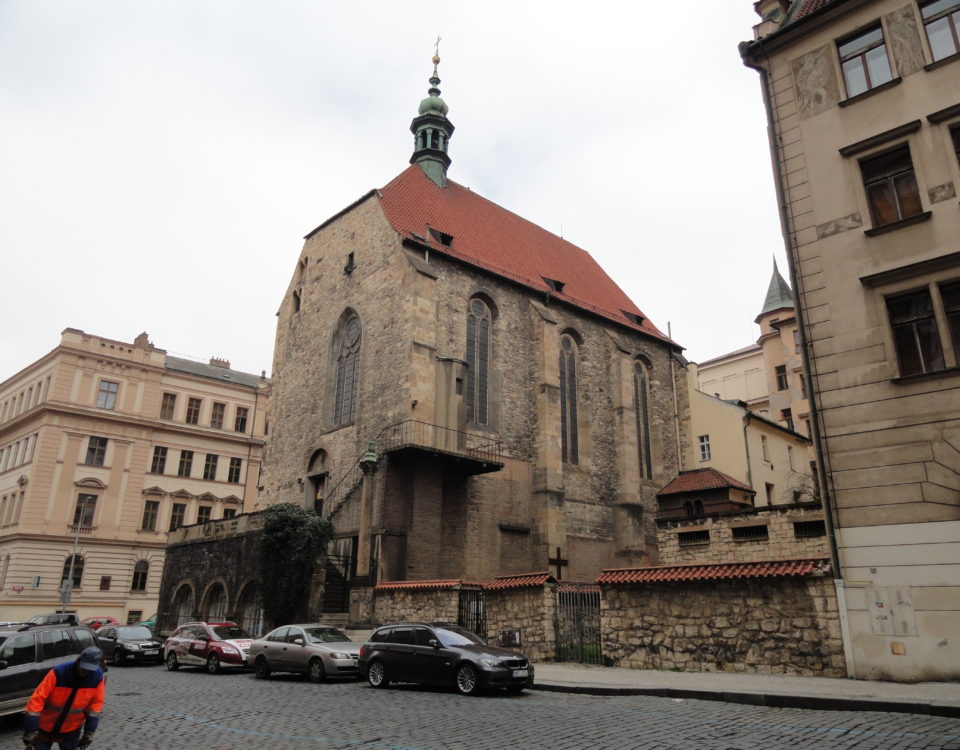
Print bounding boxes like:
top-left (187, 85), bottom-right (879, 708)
top-left (458, 589), bottom-right (485, 636)
top-left (322, 554), bottom-right (354, 613)
top-left (556, 583), bottom-right (602, 664)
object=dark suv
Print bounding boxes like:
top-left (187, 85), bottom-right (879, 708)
top-left (358, 623), bottom-right (533, 696)
top-left (0, 623), bottom-right (98, 717)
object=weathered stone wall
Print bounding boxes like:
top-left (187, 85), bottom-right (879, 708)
top-left (601, 577), bottom-right (845, 676)
top-left (369, 587), bottom-right (463, 626)
top-left (484, 586), bottom-right (557, 663)
top-left (657, 503), bottom-right (829, 565)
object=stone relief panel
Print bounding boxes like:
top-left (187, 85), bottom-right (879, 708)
top-left (792, 45), bottom-right (841, 119)
top-left (816, 213), bottom-right (863, 239)
top-left (928, 182), bottom-right (956, 204)
top-left (886, 6), bottom-right (926, 77)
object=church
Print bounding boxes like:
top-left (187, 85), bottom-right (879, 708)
top-left (258, 53), bottom-right (691, 586)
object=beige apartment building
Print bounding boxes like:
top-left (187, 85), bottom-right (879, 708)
top-left (0, 329), bottom-right (267, 625)
top-left (743, 0), bottom-right (960, 680)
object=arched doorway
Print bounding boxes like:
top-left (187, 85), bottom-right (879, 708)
top-left (202, 582), bottom-right (228, 622)
top-left (172, 584), bottom-right (195, 626)
top-left (236, 582), bottom-right (263, 636)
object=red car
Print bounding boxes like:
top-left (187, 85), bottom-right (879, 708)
top-left (80, 616), bottom-right (119, 631)
top-left (163, 621), bottom-right (253, 674)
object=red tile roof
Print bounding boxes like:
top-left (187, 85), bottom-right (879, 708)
top-left (374, 579), bottom-right (479, 591)
top-left (788, 0), bottom-right (833, 21)
top-left (657, 468), bottom-right (755, 497)
top-left (378, 166), bottom-right (673, 345)
top-left (485, 572), bottom-right (557, 590)
top-left (598, 558), bottom-right (831, 584)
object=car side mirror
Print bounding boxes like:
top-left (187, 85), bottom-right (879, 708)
top-left (428, 639), bottom-right (440, 649)
top-left (292, 637), bottom-right (304, 646)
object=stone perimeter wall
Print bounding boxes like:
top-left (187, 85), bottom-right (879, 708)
top-left (371, 588), bottom-right (462, 626)
top-left (484, 586), bottom-right (557, 663)
top-left (601, 577), bottom-right (845, 677)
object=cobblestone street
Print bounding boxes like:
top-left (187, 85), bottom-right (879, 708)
top-left (2, 664), bottom-right (959, 750)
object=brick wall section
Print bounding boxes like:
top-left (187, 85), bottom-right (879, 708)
top-left (484, 585), bottom-right (557, 663)
top-left (601, 577), bottom-right (845, 676)
top-left (656, 503), bottom-right (829, 565)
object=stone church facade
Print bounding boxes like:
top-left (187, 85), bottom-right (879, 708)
top-left (258, 56), bottom-right (691, 586)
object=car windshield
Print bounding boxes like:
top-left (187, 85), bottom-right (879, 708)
top-left (212, 626), bottom-right (251, 640)
top-left (434, 627), bottom-right (485, 647)
top-left (304, 627), bottom-right (350, 644)
top-left (118, 626), bottom-right (153, 639)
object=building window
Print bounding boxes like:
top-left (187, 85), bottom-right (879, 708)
top-left (127, 610), bottom-right (143, 625)
top-left (761, 434), bottom-right (770, 461)
top-left (85, 436), bottom-right (107, 467)
top-left (96, 380), bottom-right (119, 409)
top-left (887, 289), bottom-right (945, 375)
top-left (765, 482), bottom-right (775, 504)
top-left (333, 316), bottom-right (361, 425)
top-left (732, 524), bottom-right (769, 541)
top-left (72, 494), bottom-right (97, 527)
top-left (235, 406), bottom-right (249, 433)
top-left (558, 334), bottom-right (580, 465)
top-left (800, 373), bottom-right (807, 398)
top-left (942, 281), bottom-right (960, 363)
top-left (838, 25), bottom-right (893, 98)
top-left (185, 397), bottom-right (201, 425)
top-left (775, 365), bottom-right (788, 391)
top-left (921, 0), bottom-right (960, 61)
top-left (698, 435), bottom-right (711, 461)
top-left (131, 560), bottom-right (149, 592)
top-left (794, 519), bottom-right (827, 538)
top-left (210, 402), bottom-right (226, 429)
top-left (228, 457), bottom-right (242, 484)
top-left (160, 392), bottom-right (177, 420)
top-left (678, 530), bottom-right (710, 546)
top-left (634, 362), bottom-right (653, 480)
top-left (169, 503), bottom-right (186, 531)
top-left (782, 408), bottom-right (794, 432)
top-left (141, 501), bottom-right (159, 531)
top-left (62, 555), bottom-right (84, 588)
top-left (788, 445), bottom-right (795, 471)
top-left (465, 298), bottom-right (491, 425)
top-left (223, 508), bottom-right (237, 519)
top-left (150, 446), bottom-right (167, 474)
top-left (177, 450), bottom-right (194, 478)
top-left (203, 454), bottom-right (219, 481)
top-left (196, 505), bottom-right (212, 524)
top-left (860, 146), bottom-right (922, 227)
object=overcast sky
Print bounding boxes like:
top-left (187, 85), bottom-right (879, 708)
top-left (1, 1), bottom-right (784, 380)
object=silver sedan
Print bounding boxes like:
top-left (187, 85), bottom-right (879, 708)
top-left (247, 624), bottom-right (361, 682)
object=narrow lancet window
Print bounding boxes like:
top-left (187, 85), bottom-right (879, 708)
top-left (466, 299), bottom-right (491, 424)
top-left (333, 316), bottom-right (361, 425)
top-left (559, 334), bottom-right (580, 464)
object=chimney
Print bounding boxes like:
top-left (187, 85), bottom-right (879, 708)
top-left (133, 332), bottom-right (151, 349)
top-left (209, 357), bottom-right (231, 369)
top-left (753, 0), bottom-right (790, 39)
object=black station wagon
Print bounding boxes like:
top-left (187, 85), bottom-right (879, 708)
top-left (358, 623), bottom-right (533, 696)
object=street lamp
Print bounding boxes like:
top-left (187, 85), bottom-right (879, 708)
top-left (60, 495), bottom-right (91, 613)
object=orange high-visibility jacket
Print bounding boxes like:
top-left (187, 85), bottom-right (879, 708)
top-left (25, 662), bottom-right (105, 736)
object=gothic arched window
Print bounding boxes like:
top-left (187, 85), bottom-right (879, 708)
top-left (559, 334), bottom-right (580, 465)
top-left (333, 316), bottom-right (361, 425)
top-left (466, 298), bottom-right (491, 424)
top-left (634, 361), bottom-right (653, 480)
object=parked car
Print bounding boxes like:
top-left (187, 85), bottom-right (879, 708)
top-left (358, 623), bottom-right (533, 696)
top-left (0, 623), bottom-right (99, 717)
top-left (139, 613), bottom-right (158, 633)
top-left (163, 622), bottom-right (253, 674)
top-left (247, 624), bottom-right (361, 682)
top-left (80, 616), bottom-right (119, 632)
top-left (26, 613), bottom-right (79, 626)
top-left (97, 624), bottom-right (163, 666)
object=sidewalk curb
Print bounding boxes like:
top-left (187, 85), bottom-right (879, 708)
top-left (531, 682), bottom-right (960, 718)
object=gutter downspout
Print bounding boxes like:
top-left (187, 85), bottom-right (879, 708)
top-left (668, 323), bottom-right (683, 472)
top-left (742, 412), bottom-right (754, 491)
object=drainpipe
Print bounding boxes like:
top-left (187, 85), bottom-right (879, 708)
top-left (740, 46), bottom-right (842, 579)
top-left (742, 412), bottom-right (754, 492)
top-left (668, 323), bottom-right (683, 472)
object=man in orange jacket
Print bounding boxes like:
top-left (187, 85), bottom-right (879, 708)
top-left (22, 646), bottom-right (105, 750)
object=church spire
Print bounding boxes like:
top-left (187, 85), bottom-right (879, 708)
top-left (755, 257), bottom-right (795, 322)
top-left (410, 44), bottom-right (455, 187)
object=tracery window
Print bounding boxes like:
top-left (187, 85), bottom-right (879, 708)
top-left (634, 362), bottom-right (653, 479)
top-left (466, 298), bottom-right (491, 424)
top-left (333, 316), bottom-right (362, 425)
top-left (559, 334), bottom-right (580, 465)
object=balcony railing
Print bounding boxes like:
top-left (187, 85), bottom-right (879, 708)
top-left (379, 420), bottom-right (502, 466)
top-left (67, 524), bottom-right (95, 535)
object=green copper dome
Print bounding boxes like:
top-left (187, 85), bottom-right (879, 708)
top-left (418, 55), bottom-right (448, 115)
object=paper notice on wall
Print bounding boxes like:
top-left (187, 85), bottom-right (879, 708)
top-left (867, 587), bottom-right (917, 637)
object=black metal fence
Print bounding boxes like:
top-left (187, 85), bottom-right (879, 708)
top-left (321, 554), bottom-right (354, 613)
top-left (457, 589), bottom-right (486, 636)
top-left (556, 583), bottom-right (603, 664)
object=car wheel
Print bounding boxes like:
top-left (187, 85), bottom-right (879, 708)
top-left (165, 652), bottom-right (179, 671)
top-left (206, 653), bottom-right (221, 675)
top-left (455, 663), bottom-right (481, 696)
top-left (367, 659), bottom-right (389, 688)
top-left (307, 657), bottom-right (326, 684)
top-left (112, 649), bottom-right (125, 667)
top-left (254, 656), bottom-right (271, 680)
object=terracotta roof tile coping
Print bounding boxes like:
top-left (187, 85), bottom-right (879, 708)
top-left (485, 571), bottom-right (557, 590)
top-left (374, 579), bottom-right (482, 591)
top-left (657, 467), bottom-right (755, 497)
top-left (598, 558), bottom-right (831, 584)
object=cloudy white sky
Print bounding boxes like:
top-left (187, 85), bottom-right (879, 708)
top-left (1, 1), bottom-right (785, 380)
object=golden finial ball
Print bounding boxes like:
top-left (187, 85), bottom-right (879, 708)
top-left (432, 54), bottom-right (441, 64)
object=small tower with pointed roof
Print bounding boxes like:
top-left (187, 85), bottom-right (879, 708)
top-left (755, 258), bottom-right (794, 330)
top-left (409, 52), bottom-right (455, 187)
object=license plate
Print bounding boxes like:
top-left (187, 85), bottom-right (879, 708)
top-left (512, 669), bottom-right (528, 678)
top-left (145, 650), bottom-right (158, 655)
